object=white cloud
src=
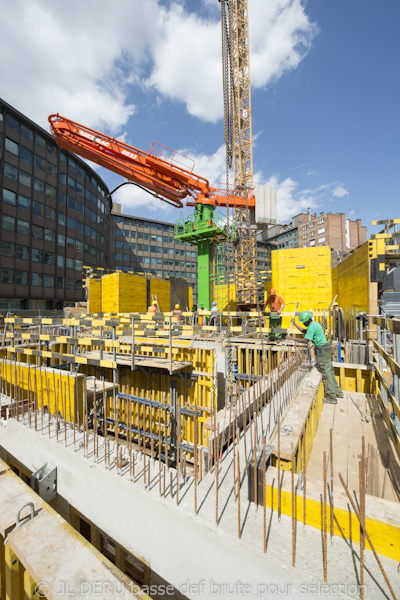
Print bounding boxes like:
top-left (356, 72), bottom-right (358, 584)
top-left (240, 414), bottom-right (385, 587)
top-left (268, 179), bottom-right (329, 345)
top-left (146, 0), bottom-right (318, 121)
top-left (113, 182), bottom-right (175, 215)
top-left (0, 0), bottom-right (160, 131)
top-left (0, 0), bottom-right (318, 133)
top-left (332, 185), bottom-right (350, 198)
top-left (261, 175), bottom-right (320, 222)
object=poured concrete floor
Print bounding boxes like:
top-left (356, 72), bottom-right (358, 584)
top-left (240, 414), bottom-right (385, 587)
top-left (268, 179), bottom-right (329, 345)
top-left (306, 392), bottom-right (400, 503)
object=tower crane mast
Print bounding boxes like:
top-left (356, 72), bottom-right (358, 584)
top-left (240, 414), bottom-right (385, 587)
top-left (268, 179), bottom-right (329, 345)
top-left (221, 0), bottom-right (257, 307)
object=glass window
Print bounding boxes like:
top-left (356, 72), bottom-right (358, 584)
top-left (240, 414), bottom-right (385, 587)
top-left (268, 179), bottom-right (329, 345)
top-left (47, 142), bottom-right (57, 157)
top-left (76, 240), bottom-right (83, 252)
top-left (46, 163), bottom-right (57, 177)
top-left (16, 245), bottom-right (29, 260)
top-left (76, 200), bottom-right (83, 214)
top-left (58, 234), bottom-right (65, 247)
top-left (34, 177), bottom-right (45, 193)
top-left (16, 271), bottom-right (28, 285)
top-left (4, 163), bottom-right (17, 181)
top-left (18, 194), bottom-right (30, 211)
top-left (76, 181), bottom-right (83, 195)
top-left (318, 227), bottom-right (325, 235)
top-left (116, 253), bottom-right (123, 261)
top-left (1, 241), bottom-right (15, 257)
top-left (3, 189), bottom-right (16, 206)
top-left (57, 255), bottom-right (64, 268)
top-left (43, 274), bottom-right (53, 288)
top-left (66, 278), bottom-right (74, 290)
top-left (44, 251), bottom-right (54, 265)
top-left (45, 183), bottom-right (56, 199)
top-left (0, 268), bottom-right (14, 284)
top-left (75, 259), bottom-right (83, 270)
top-left (75, 220), bottom-right (83, 233)
top-left (21, 124), bottom-right (33, 140)
top-left (67, 216), bottom-right (75, 230)
top-left (318, 218), bottom-right (324, 224)
top-left (32, 248), bottom-right (43, 263)
top-left (35, 155), bottom-right (46, 170)
top-left (66, 258), bottom-right (74, 269)
top-left (6, 114), bottom-right (19, 131)
top-left (319, 237), bottom-right (326, 244)
top-left (19, 170), bottom-right (31, 187)
top-left (58, 213), bottom-right (65, 226)
top-left (32, 225), bottom-right (43, 239)
top-left (36, 135), bottom-right (46, 149)
top-left (59, 192), bottom-right (66, 205)
top-left (44, 228), bottom-right (55, 242)
top-left (69, 158), bottom-right (76, 171)
top-left (309, 222), bottom-right (314, 228)
top-left (2, 215), bottom-right (15, 231)
top-left (60, 151), bottom-right (67, 164)
top-left (45, 207), bottom-right (55, 221)
top-left (5, 138), bottom-right (18, 155)
top-left (59, 173), bottom-right (66, 185)
top-left (68, 176), bottom-right (76, 190)
top-left (68, 196), bottom-right (75, 210)
top-left (67, 237), bottom-right (74, 249)
top-left (57, 276), bottom-right (64, 289)
top-left (33, 200), bottom-right (44, 216)
top-left (32, 273), bottom-right (42, 286)
top-left (77, 164), bottom-right (84, 177)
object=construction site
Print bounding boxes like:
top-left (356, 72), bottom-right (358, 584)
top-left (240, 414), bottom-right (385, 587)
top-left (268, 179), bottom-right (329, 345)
top-left (1, 2), bottom-right (400, 600)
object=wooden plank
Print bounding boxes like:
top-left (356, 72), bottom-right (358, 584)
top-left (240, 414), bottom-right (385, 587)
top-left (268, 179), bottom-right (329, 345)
top-left (0, 472), bottom-right (42, 538)
top-left (8, 511), bottom-right (140, 600)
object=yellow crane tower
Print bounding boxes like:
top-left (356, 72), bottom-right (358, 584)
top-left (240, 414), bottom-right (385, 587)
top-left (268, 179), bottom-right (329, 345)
top-left (220, 0), bottom-right (257, 308)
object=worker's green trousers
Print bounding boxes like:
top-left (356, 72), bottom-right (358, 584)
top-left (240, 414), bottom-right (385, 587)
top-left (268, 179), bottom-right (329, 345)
top-left (269, 316), bottom-right (282, 340)
top-left (315, 344), bottom-right (342, 399)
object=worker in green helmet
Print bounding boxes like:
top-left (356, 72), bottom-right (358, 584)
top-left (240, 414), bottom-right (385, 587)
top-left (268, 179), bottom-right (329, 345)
top-left (287, 310), bottom-right (343, 404)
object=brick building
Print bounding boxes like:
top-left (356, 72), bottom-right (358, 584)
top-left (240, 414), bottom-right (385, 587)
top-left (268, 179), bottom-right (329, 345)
top-left (260, 210), bottom-right (367, 252)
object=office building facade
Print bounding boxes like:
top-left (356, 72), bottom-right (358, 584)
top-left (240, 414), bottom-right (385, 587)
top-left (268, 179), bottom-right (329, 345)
top-left (0, 99), bottom-right (112, 310)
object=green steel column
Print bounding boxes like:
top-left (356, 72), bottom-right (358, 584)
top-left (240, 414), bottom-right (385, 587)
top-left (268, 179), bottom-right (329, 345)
top-left (196, 203), bottom-right (214, 309)
top-left (197, 239), bottom-right (212, 309)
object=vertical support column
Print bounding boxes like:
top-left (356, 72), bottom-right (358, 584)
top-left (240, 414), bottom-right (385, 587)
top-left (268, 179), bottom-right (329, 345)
top-left (392, 330), bottom-right (400, 436)
top-left (5, 543), bottom-right (23, 600)
top-left (131, 317), bottom-right (135, 371)
top-left (0, 534), bottom-right (5, 600)
top-left (38, 321), bottom-right (42, 367)
top-left (169, 379), bottom-right (178, 465)
top-left (197, 234), bottom-right (212, 310)
top-left (23, 571), bottom-right (37, 600)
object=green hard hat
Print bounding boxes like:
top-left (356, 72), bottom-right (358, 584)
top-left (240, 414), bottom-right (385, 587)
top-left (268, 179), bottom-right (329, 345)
top-left (298, 310), bottom-right (312, 323)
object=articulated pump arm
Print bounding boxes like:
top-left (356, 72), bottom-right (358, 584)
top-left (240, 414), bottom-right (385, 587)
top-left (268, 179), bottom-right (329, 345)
top-left (48, 114), bottom-right (255, 209)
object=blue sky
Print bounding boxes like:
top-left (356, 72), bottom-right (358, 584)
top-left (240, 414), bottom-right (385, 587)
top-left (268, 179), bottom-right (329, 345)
top-left (1, 0), bottom-right (398, 236)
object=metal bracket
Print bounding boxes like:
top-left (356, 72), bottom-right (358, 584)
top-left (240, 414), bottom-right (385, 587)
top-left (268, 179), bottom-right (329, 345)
top-left (30, 463), bottom-right (57, 502)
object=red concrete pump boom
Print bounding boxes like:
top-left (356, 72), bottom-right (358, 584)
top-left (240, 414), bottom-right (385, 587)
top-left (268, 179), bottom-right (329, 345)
top-left (48, 114), bottom-right (255, 209)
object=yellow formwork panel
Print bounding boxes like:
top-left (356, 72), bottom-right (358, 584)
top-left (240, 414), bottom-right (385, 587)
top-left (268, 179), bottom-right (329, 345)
top-left (150, 278), bottom-right (170, 312)
top-left (333, 242), bottom-right (369, 316)
top-left (87, 278), bottom-right (101, 314)
top-left (80, 344), bottom-right (216, 452)
top-left (267, 247), bottom-right (332, 328)
top-left (101, 272), bottom-right (147, 313)
top-left (188, 286), bottom-right (193, 310)
top-left (0, 361), bottom-right (85, 423)
top-left (214, 284), bottom-right (236, 310)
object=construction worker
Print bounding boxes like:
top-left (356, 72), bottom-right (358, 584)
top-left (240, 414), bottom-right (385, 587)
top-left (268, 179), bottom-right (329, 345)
top-left (289, 310), bottom-right (343, 404)
top-left (263, 288), bottom-right (285, 341)
top-left (198, 303), bottom-right (207, 326)
top-left (210, 301), bottom-right (219, 328)
top-left (172, 303), bottom-right (182, 322)
top-left (148, 300), bottom-right (158, 313)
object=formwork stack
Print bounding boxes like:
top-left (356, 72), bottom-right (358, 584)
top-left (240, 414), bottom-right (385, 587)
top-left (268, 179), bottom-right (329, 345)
top-left (101, 272), bottom-right (147, 313)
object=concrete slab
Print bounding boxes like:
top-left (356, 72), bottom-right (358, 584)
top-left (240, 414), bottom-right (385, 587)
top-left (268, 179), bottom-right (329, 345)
top-left (8, 510), bottom-right (142, 599)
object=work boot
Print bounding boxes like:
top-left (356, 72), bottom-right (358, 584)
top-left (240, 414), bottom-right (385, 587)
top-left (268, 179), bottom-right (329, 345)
top-left (323, 396), bottom-right (337, 404)
top-left (336, 391), bottom-right (344, 398)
